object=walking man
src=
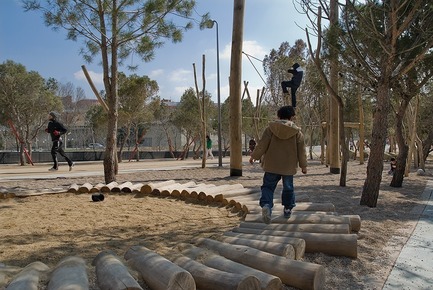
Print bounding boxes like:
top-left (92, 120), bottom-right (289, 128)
top-left (249, 105), bottom-right (307, 224)
top-left (45, 112), bottom-right (74, 171)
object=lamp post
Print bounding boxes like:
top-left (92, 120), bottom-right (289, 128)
top-left (207, 19), bottom-right (223, 167)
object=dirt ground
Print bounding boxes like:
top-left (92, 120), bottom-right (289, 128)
top-left (0, 158), bottom-right (431, 289)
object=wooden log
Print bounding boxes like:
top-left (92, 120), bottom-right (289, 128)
top-left (92, 250), bottom-right (142, 290)
top-left (199, 184), bottom-right (244, 202)
top-left (111, 181), bottom-right (133, 193)
top-left (67, 184), bottom-right (79, 193)
top-left (245, 214), bottom-right (352, 230)
top-left (89, 183), bottom-right (105, 193)
top-left (78, 183), bottom-right (94, 194)
top-left (120, 182), bottom-right (134, 193)
top-left (179, 183), bottom-right (207, 199)
top-left (341, 215), bottom-right (362, 232)
top-left (190, 184), bottom-right (216, 199)
top-left (131, 183), bottom-right (144, 194)
top-left (152, 183), bottom-right (182, 195)
top-left (232, 227), bottom-right (358, 258)
top-left (223, 231), bottom-right (306, 260)
top-left (101, 182), bottom-right (118, 193)
top-left (238, 193), bottom-right (310, 207)
top-left (244, 212), bottom-right (338, 223)
top-left (219, 236), bottom-right (296, 259)
top-left (160, 182), bottom-right (196, 197)
top-left (47, 256), bottom-right (89, 290)
top-left (124, 246), bottom-right (195, 290)
top-left (5, 261), bottom-right (49, 290)
top-left (178, 243), bottom-right (282, 290)
top-left (239, 222), bottom-right (350, 234)
top-left (173, 255), bottom-right (261, 290)
top-left (0, 264), bottom-right (22, 286)
top-left (222, 188), bottom-right (260, 199)
top-left (195, 238), bottom-right (325, 290)
top-left (140, 180), bottom-right (176, 195)
top-left (245, 203), bottom-right (335, 215)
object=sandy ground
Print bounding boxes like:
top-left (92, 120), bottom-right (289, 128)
top-left (0, 158), bottom-right (431, 289)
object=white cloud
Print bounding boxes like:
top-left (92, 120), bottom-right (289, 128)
top-left (220, 40), bottom-right (267, 61)
top-left (169, 69), bottom-right (193, 83)
top-left (149, 69), bottom-right (164, 78)
top-left (74, 69), bottom-right (103, 85)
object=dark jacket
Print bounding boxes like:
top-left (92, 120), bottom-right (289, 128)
top-left (287, 67), bottom-right (304, 87)
top-left (251, 120), bottom-right (307, 176)
top-left (47, 120), bottom-right (67, 141)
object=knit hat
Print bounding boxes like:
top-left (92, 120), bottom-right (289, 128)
top-left (49, 112), bottom-right (57, 119)
top-left (293, 63), bottom-right (300, 69)
top-left (277, 106), bottom-right (296, 119)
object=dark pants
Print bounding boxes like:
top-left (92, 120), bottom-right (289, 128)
top-left (51, 140), bottom-right (72, 169)
top-left (281, 80), bottom-right (299, 107)
top-left (259, 172), bottom-right (296, 211)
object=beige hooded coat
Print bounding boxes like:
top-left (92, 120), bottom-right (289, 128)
top-left (251, 120), bottom-right (307, 176)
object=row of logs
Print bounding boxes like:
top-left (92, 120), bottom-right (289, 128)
top-left (1, 235), bottom-right (327, 290)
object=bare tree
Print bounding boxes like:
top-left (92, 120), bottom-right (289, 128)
top-left (24, 0), bottom-right (209, 183)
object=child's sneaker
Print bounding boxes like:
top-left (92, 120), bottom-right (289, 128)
top-left (284, 207), bottom-right (292, 218)
top-left (69, 162), bottom-right (75, 171)
top-left (48, 167), bottom-right (58, 171)
top-left (262, 204), bottom-right (272, 224)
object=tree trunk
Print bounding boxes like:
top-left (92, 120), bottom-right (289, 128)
top-left (390, 99), bottom-right (409, 187)
top-left (229, 0), bottom-right (245, 177)
top-left (360, 81), bottom-right (391, 207)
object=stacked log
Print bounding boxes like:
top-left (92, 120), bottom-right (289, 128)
top-left (177, 243), bottom-right (282, 290)
top-left (124, 246), bottom-right (195, 290)
top-left (172, 255), bottom-right (261, 290)
top-left (232, 227), bottom-right (358, 258)
top-left (223, 231), bottom-right (306, 260)
top-left (193, 238), bottom-right (325, 290)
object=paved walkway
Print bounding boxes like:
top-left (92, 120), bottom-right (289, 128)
top-left (383, 179), bottom-right (433, 290)
top-left (1, 159), bottom-right (433, 289)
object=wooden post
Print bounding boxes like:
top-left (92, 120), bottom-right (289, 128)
top-left (229, 0), bottom-right (245, 176)
top-left (81, 65), bottom-right (109, 112)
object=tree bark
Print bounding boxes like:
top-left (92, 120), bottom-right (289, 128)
top-left (390, 99), bottom-right (409, 187)
top-left (360, 81), bottom-right (391, 207)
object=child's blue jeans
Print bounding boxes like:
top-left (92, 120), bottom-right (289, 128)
top-left (259, 172), bottom-right (296, 211)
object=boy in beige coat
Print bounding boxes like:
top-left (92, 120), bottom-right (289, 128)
top-left (249, 105), bottom-right (307, 224)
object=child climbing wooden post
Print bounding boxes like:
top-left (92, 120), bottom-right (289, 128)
top-left (281, 63), bottom-right (304, 108)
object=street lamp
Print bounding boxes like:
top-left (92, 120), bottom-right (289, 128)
top-left (206, 19), bottom-right (223, 167)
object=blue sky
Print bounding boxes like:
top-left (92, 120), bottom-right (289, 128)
top-left (0, 0), bottom-right (310, 103)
